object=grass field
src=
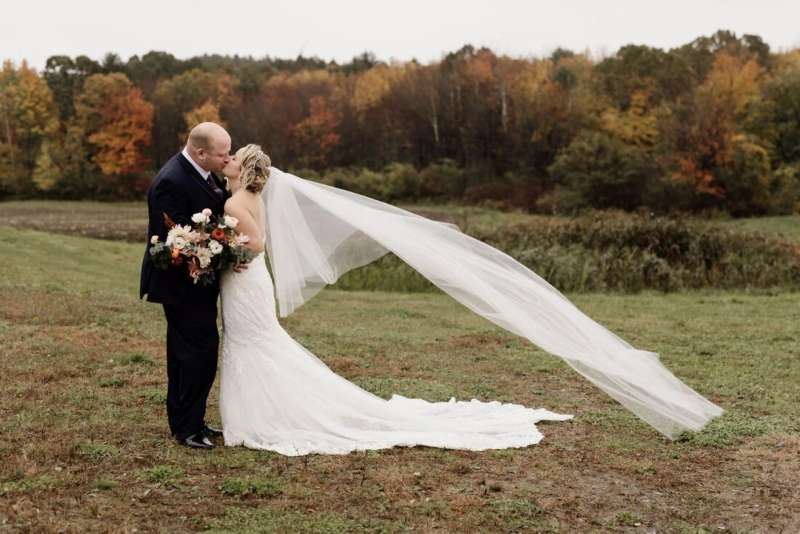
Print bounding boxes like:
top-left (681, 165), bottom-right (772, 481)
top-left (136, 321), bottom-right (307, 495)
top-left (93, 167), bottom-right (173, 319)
top-left (0, 203), bottom-right (799, 533)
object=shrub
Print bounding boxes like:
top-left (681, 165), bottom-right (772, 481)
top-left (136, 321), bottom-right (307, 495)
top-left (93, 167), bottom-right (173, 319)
top-left (420, 159), bottom-right (466, 200)
top-left (383, 162), bottom-right (423, 202)
top-left (548, 130), bottom-right (654, 212)
top-left (463, 182), bottom-right (516, 210)
top-left (766, 163), bottom-right (800, 215)
top-left (333, 211), bottom-right (800, 293)
top-left (476, 211), bottom-right (800, 292)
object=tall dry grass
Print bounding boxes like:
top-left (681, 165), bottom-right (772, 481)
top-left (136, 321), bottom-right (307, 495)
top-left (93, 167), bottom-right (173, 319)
top-left (335, 212), bottom-right (800, 293)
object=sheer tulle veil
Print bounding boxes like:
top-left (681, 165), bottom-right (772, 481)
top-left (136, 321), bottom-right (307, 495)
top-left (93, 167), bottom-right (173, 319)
top-left (260, 167), bottom-right (723, 440)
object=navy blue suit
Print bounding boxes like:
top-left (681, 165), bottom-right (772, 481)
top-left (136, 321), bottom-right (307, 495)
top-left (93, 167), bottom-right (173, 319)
top-left (140, 152), bottom-right (230, 441)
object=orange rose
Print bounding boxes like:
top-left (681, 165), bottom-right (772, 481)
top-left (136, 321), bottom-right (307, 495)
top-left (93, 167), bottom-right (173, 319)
top-left (170, 248), bottom-right (181, 258)
top-left (211, 228), bottom-right (225, 240)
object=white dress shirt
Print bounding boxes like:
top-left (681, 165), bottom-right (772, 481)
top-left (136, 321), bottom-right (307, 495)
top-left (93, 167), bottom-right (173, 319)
top-left (182, 148), bottom-right (210, 180)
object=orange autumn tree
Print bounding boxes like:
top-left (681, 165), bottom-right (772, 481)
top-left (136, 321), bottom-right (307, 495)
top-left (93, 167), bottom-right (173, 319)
top-left (74, 72), bottom-right (154, 197)
top-left (291, 95), bottom-right (341, 169)
top-left (662, 51), bottom-right (767, 210)
top-left (260, 69), bottom-right (341, 167)
top-left (0, 60), bottom-right (58, 196)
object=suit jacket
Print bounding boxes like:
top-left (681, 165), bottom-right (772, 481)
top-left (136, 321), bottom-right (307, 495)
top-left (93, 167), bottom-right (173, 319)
top-left (139, 152), bottom-right (230, 306)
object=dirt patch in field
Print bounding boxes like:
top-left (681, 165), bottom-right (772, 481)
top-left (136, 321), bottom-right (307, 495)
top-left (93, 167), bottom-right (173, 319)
top-left (0, 204), bottom-right (148, 243)
top-left (0, 204), bottom-right (464, 245)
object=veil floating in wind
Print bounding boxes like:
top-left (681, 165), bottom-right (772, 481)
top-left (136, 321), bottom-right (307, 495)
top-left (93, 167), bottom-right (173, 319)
top-left (262, 167), bottom-right (723, 439)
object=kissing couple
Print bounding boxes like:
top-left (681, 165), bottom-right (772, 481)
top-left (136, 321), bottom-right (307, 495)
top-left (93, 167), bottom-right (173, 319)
top-left (140, 122), bottom-right (722, 455)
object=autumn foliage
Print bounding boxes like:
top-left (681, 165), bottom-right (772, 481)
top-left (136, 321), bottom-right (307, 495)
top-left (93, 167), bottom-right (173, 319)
top-left (0, 31), bottom-right (798, 213)
top-left (76, 73), bottom-right (154, 177)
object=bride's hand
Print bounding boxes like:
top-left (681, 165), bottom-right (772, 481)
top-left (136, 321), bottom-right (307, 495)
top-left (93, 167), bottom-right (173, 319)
top-left (233, 262), bottom-right (249, 273)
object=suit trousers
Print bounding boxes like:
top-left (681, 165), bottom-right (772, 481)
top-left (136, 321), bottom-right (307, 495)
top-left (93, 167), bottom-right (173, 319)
top-left (162, 303), bottom-right (219, 442)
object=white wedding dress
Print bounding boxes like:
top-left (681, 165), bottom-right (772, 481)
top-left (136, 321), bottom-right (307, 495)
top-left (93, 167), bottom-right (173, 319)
top-left (218, 167), bottom-right (722, 454)
top-left (219, 253), bottom-right (573, 456)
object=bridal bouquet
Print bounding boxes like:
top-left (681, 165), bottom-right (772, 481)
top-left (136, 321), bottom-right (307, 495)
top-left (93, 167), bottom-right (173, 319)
top-left (149, 209), bottom-right (255, 286)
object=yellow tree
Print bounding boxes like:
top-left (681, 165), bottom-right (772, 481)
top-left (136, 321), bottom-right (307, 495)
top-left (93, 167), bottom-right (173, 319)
top-left (507, 55), bottom-right (598, 176)
top-left (772, 49), bottom-right (800, 72)
top-left (74, 72), bottom-right (154, 196)
top-left (182, 100), bottom-right (226, 140)
top-left (0, 60), bottom-right (58, 195)
top-left (352, 65), bottom-right (393, 116)
top-left (599, 85), bottom-right (660, 148)
top-left (31, 140), bottom-right (60, 191)
top-left (663, 51), bottom-right (769, 211)
top-left (152, 69), bottom-right (236, 164)
top-left (507, 58), bottom-right (553, 125)
top-left (345, 63), bottom-right (415, 167)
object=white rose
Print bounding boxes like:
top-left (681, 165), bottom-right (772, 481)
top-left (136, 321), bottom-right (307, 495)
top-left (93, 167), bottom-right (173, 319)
top-left (224, 215), bottom-right (239, 229)
top-left (172, 237), bottom-right (186, 249)
top-left (168, 224), bottom-right (192, 242)
top-left (196, 247), bottom-right (213, 268)
top-left (192, 213), bottom-right (209, 224)
top-left (209, 240), bottom-right (223, 255)
top-left (150, 235), bottom-right (159, 244)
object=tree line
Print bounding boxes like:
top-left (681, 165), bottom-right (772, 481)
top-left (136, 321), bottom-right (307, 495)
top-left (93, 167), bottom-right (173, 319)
top-left (1, 30), bottom-right (799, 216)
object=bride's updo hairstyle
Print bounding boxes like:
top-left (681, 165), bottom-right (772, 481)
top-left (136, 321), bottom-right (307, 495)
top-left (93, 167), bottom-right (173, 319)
top-left (238, 144), bottom-right (271, 194)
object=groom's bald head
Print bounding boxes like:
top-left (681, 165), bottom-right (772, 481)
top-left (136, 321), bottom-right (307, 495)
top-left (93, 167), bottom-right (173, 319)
top-left (187, 122), bottom-right (230, 151)
top-left (185, 122), bottom-right (231, 172)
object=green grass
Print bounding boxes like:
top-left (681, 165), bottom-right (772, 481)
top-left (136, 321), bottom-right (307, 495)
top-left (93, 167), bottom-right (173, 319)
top-left (78, 443), bottom-right (118, 459)
top-left (91, 477), bottom-right (119, 490)
top-left (0, 223), bottom-right (798, 532)
top-left (219, 477), bottom-right (283, 498)
top-left (709, 213), bottom-right (800, 239)
top-left (203, 507), bottom-right (408, 533)
top-left (138, 464), bottom-right (185, 484)
top-left (111, 351), bottom-right (155, 366)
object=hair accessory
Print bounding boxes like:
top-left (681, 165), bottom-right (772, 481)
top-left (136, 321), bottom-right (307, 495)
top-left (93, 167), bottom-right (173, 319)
top-left (244, 150), bottom-right (265, 184)
top-left (251, 150), bottom-right (265, 170)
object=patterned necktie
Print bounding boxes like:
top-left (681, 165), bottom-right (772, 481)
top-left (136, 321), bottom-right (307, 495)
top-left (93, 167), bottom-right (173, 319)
top-left (206, 174), bottom-right (223, 198)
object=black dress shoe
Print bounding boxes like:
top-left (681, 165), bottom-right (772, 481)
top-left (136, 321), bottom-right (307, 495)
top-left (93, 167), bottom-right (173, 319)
top-left (202, 423), bottom-right (223, 438)
top-left (182, 433), bottom-right (215, 450)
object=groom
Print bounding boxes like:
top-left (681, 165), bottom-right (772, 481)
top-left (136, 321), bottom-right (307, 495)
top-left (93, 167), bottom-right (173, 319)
top-left (140, 122), bottom-right (231, 450)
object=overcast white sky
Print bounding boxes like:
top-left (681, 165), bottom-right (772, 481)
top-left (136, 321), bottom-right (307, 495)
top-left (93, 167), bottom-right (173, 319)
top-left (3, 0), bottom-right (799, 71)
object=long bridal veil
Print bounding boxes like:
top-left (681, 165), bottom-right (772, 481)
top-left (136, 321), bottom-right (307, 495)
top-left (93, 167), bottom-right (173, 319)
top-left (261, 167), bottom-right (723, 440)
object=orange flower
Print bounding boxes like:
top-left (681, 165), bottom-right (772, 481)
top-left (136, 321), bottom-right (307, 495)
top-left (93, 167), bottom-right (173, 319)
top-left (211, 228), bottom-right (225, 240)
top-left (170, 248), bottom-right (181, 258)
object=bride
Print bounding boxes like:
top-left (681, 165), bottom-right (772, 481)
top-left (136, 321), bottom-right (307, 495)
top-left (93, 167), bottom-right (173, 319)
top-left (217, 144), bottom-right (722, 456)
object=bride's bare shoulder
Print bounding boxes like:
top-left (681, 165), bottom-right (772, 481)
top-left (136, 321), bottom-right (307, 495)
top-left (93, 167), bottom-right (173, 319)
top-left (224, 195), bottom-right (244, 215)
top-left (225, 193), bottom-right (261, 218)
top-left (224, 193), bottom-right (252, 209)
